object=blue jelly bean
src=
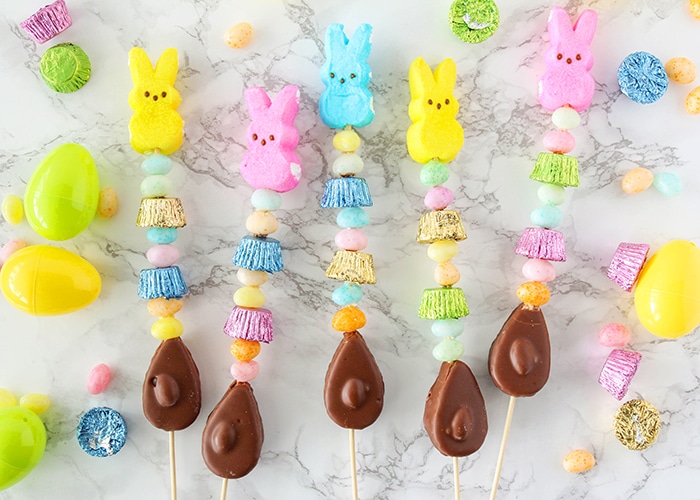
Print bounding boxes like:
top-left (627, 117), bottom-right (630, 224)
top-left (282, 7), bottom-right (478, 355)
top-left (653, 172), bottom-right (682, 197)
top-left (146, 227), bottom-right (178, 244)
top-left (530, 205), bottom-right (562, 229)
top-left (141, 153), bottom-right (173, 175)
top-left (336, 207), bottom-right (369, 229)
top-left (431, 319), bottom-right (464, 338)
top-left (251, 189), bottom-right (282, 211)
top-left (332, 282), bottom-right (363, 306)
top-left (432, 337), bottom-right (464, 362)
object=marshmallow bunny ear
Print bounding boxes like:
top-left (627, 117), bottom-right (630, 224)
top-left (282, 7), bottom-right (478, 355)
top-left (270, 85), bottom-right (300, 124)
top-left (245, 87), bottom-right (272, 120)
top-left (409, 57), bottom-right (436, 99)
top-left (154, 48), bottom-right (179, 86)
top-left (547, 6), bottom-right (574, 43)
top-left (434, 58), bottom-right (457, 94)
top-left (325, 24), bottom-right (348, 59)
top-left (129, 47), bottom-right (154, 84)
top-left (572, 9), bottom-right (598, 45)
top-left (347, 24), bottom-right (373, 61)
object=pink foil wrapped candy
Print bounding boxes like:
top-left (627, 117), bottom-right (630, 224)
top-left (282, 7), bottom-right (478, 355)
top-left (515, 227), bottom-right (567, 262)
top-left (20, 0), bottom-right (72, 44)
top-left (598, 349), bottom-right (642, 400)
top-left (607, 242), bottom-right (650, 292)
top-left (224, 306), bottom-right (273, 343)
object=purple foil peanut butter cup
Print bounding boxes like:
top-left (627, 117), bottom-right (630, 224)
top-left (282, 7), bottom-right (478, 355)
top-left (607, 242), bottom-right (650, 292)
top-left (598, 348), bottom-right (642, 400)
top-left (514, 227), bottom-right (566, 262)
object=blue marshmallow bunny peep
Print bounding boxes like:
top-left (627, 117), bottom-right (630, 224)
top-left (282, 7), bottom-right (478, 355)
top-left (320, 24), bottom-right (374, 129)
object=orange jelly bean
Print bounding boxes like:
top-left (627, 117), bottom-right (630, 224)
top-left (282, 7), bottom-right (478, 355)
top-left (332, 305), bottom-right (367, 332)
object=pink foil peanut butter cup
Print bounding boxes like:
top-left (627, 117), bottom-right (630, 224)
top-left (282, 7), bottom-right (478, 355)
top-left (606, 242), bottom-right (650, 292)
top-left (514, 227), bottom-right (566, 262)
top-left (598, 349), bottom-right (642, 400)
top-left (20, 0), bottom-right (72, 44)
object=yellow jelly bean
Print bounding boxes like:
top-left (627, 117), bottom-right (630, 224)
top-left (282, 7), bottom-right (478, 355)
top-left (621, 167), bottom-right (654, 194)
top-left (225, 22), bottom-right (254, 49)
top-left (332, 305), bottom-right (366, 332)
top-left (19, 394), bottom-right (51, 415)
top-left (434, 261), bottom-right (460, 286)
top-left (147, 297), bottom-right (183, 317)
top-left (333, 129), bottom-right (361, 153)
top-left (233, 286), bottom-right (266, 308)
top-left (97, 187), bottom-right (119, 218)
top-left (236, 268), bottom-right (268, 287)
top-left (230, 339), bottom-right (261, 361)
top-left (1, 195), bottom-right (23, 225)
top-left (562, 449), bottom-right (595, 473)
top-left (686, 86), bottom-right (700, 114)
top-left (427, 240), bottom-right (459, 262)
top-left (516, 281), bottom-right (550, 307)
top-left (0, 389), bottom-right (17, 408)
top-left (691, 0), bottom-right (700, 19)
top-left (246, 210), bottom-right (279, 236)
top-left (151, 316), bottom-right (184, 340)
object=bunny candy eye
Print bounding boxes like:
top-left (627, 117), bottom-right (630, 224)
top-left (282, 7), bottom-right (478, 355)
top-left (428, 99), bottom-right (433, 105)
top-left (269, 135), bottom-right (275, 141)
top-left (161, 91), bottom-right (167, 98)
top-left (144, 91), bottom-right (150, 97)
top-left (557, 53), bottom-right (563, 60)
top-left (252, 133), bottom-right (258, 141)
top-left (445, 99), bottom-right (450, 105)
top-left (330, 72), bottom-right (335, 78)
top-left (576, 54), bottom-right (581, 61)
top-left (350, 73), bottom-right (356, 79)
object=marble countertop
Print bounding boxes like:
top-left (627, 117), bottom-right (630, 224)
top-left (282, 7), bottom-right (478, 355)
top-left (2, 0), bottom-right (700, 498)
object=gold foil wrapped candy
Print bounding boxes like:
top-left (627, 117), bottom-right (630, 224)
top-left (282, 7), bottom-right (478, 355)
top-left (136, 198), bottom-right (186, 228)
top-left (613, 399), bottom-right (660, 450)
top-left (326, 250), bottom-right (376, 284)
top-left (416, 210), bottom-right (467, 244)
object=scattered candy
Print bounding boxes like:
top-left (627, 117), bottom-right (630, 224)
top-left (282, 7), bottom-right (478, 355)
top-left (87, 364), bottom-right (112, 395)
top-left (17, 394), bottom-right (50, 416)
top-left (448, 0), bottom-right (499, 44)
top-left (97, 187), bottom-right (119, 218)
top-left (225, 22), bottom-right (254, 49)
top-left (606, 242), bottom-right (649, 292)
top-left (77, 407), bottom-right (127, 457)
top-left (562, 449), bottom-right (595, 473)
top-left (691, 0), bottom-right (700, 19)
top-left (685, 85), bottom-right (700, 114)
top-left (598, 349), bottom-right (642, 400)
top-left (40, 43), bottom-right (91, 93)
top-left (20, 0), bottom-right (72, 44)
top-left (598, 323), bottom-right (631, 347)
top-left (0, 389), bottom-right (17, 408)
top-left (665, 57), bottom-right (696, 84)
top-left (653, 172), bottom-right (682, 196)
top-left (621, 167), bottom-right (654, 194)
top-left (618, 52), bottom-right (668, 104)
top-left (1, 195), bottom-right (23, 225)
top-left (0, 239), bottom-right (26, 267)
top-left (613, 399), bottom-right (660, 450)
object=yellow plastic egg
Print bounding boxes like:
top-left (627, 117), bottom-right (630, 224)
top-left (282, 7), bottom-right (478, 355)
top-left (634, 240), bottom-right (700, 338)
top-left (0, 245), bottom-right (101, 315)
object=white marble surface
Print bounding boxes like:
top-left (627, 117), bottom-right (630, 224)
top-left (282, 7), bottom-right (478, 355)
top-left (1, 0), bottom-right (700, 498)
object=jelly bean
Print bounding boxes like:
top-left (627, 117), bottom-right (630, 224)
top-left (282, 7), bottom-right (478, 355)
top-left (236, 268), bottom-right (268, 287)
top-left (332, 305), bottom-right (366, 332)
top-left (543, 129), bottom-right (575, 154)
top-left (141, 175), bottom-right (173, 197)
top-left (665, 57), bottom-right (696, 84)
top-left (251, 189), bottom-right (282, 211)
top-left (332, 153), bottom-right (365, 176)
top-left (230, 360), bottom-right (260, 382)
top-left (147, 297), bottom-right (183, 317)
top-left (420, 160), bottom-right (450, 187)
top-left (335, 228), bottom-right (368, 251)
top-left (337, 207), bottom-right (369, 228)
top-left (552, 106), bottom-right (581, 130)
top-left (246, 210), bottom-right (279, 236)
top-left (434, 261), bottom-right (460, 286)
top-left (19, 394), bottom-right (50, 415)
top-left (516, 281), bottom-right (550, 307)
top-left (151, 316), bottom-right (184, 340)
top-left (686, 86), bottom-right (700, 114)
top-left (1, 195), bottom-right (23, 225)
top-left (0, 239), bottom-right (26, 266)
top-left (332, 282), bottom-right (364, 306)
top-left (234, 286), bottom-right (265, 308)
top-left (653, 172), bottom-right (682, 197)
top-left (427, 240), bottom-right (458, 262)
top-left (87, 364), bottom-right (112, 395)
top-left (146, 244), bottom-right (180, 268)
top-left (146, 227), bottom-right (178, 244)
top-left (432, 337), bottom-right (464, 362)
top-left (97, 187), bottom-right (118, 218)
top-left (424, 186), bottom-right (454, 211)
top-left (598, 323), bottom-right (631, 347)
top-left (522, 259), bottom-right (556, 282)
top-left (563, 449), bottom-right (595, 473)
top-left (225, 22), bottom-right (254, 49)
top-left (141, 153), bottom-right (173, 175)
top-left (0, 389), bottom-right (17, 408)
top-left (530, 205), bottom-right (562, 228)
top-left (621, 167), bottom-right (654, 194)
top-left (431, 318), bottom-right (464, 338)
top-left (333, 129), bottom-right (361, 153)
top-left (692, 0), bottom-right (700, 19)
top-left (537, 183), bottom-right (566, 205)
top-left (230, 339), bottom-right (261, 361)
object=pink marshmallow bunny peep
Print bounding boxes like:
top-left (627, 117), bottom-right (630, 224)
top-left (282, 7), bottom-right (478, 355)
top-left (538, 7), bottom-right (598, 112)
top-left (240, 85), bottom-right (301, 193)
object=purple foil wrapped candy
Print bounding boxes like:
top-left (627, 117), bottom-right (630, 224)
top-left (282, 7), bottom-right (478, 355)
top-left (514, 227), bottom-right (566, 262)
top-left (224, 306), bottom-right (274, 343)
top-left (607, 242), bottom-right (650, 292)
top-left (598, 349), bottom-right (642, 400)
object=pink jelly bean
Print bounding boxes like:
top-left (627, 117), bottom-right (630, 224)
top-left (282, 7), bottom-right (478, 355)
top-left (146, 244), bottom-right (180, 268)
top-left (335, 228), bottom-right (367, 251)
top-left (230, 360), bottom-right (260, 382)
top-left (598, 323), bottom-right (631, 347)
top-left (0, 238), bottom-right (26, 266)
top-left (87, 363), bottom-right (112, 394)
top-left (522, 258), bottom-right (556, 282)
top-left (424, 186), bottom-right (454, 211)
top-left (543, 130), bottom-right (575, 154)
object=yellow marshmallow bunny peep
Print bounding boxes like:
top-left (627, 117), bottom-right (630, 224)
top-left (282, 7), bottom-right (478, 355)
top-left (407, 57), bottom-right (464, 164)
top-left (128, 47), bottom-right (183, 155)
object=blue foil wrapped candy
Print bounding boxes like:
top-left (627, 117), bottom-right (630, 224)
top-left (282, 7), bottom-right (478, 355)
top-left (138, 266), bottom-right (188, 299)
top-left (618, 52), bottom-right (668, 104)
top-left (77, 407), bottom-right (127, 457)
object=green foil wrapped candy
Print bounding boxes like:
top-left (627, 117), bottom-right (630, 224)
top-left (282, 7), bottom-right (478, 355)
top-left (40, 42), bottom-right (91, 93)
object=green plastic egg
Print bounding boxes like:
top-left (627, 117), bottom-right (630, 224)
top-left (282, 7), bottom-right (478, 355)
top-left (24, 143), bottom-right (99, 241)
top-left (0, 406), bottom-right (46, 491)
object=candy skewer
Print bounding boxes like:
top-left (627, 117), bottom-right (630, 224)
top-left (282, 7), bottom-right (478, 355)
top-left (220, 478), bottom-right (228, 500)
top-left (349, 430), bottom-right (358, 500)
top-left (169, 431), bottom-right (177, 500)
top-left (453, 456), bottom-right (460, 500)
top-left (489, 396), bottom-right (516, 500)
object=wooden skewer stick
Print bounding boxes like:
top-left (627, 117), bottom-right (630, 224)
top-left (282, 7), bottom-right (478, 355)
top-left (169, 430), bottom-right (177, 500)
top-left (221, 478), bottom-right (229, 500)
top-left (453, 456), bottom-right (461, 500)
top-left (489, 396), bottom-right (517, 500)
top-left (349, 429), bottom-right (359, 500)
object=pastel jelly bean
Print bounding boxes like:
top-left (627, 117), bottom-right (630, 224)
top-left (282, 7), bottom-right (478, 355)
top-left (332, 153), bottom-right (364, 176)
top-left (246, 210), bottom-right (279, 236)
top-left (432, 337), bottom-right (464, 362)
top-left (332, 305), bottom-right (366, 332)
top-left (665, 57), bottom-right (696, 84)
top-left (337, 207), bottom-right (369, 228)
top-left (686, 86), bottom-right (700, 114)
top-left (146, 244), bottom-right (180, 268)
top-left (598, 323), bottom-right (631, 347)
top-left (225, 22), bottom-right (254, 49)
top-left (147, 297), bottom-right (183, 317)
top-left (230, 339), bottom-right (261, 361)
top-left (151, 316), bottom-right (184, 340)
top-left (141, 153), bottom-right (173, 175)
top-left (0, 239), bottom-right (26, 266)
top-left (18, 394), bottom-right (50, 415)
top-left (621, 167), bottom-right (654, 194)
top-left (236, 268), bottom-right (268, 287)
top-left (537, 183), bottom-right (566, 205)
top-left (87, 364), bottom-right (112, 395)
top-left (141, 175), bottom-right (173, 197)
top-left (97, 187), bottom-right (118, 218)
top-left (517, 281), bottom-right (550, 307)
top-left (420, 160), bottom-right (450, 187)
top-left (543, 130), bottom-right (575, 153)
top-left (653, 172), bottom-right (682, 197)
top-left (332, 282), bottom-right (363, 306)
top-left (251, 189), bottom-right (282, 211)
top-left (230, 360), bottom-right (260, 382)
top-left (434, 261), bottom-right (460, 286)
top-left (2, 195), bottom-right (23, 225)
top-left (424, 186), bottom-right (454, 211)
top-left (427, 240), bottom-right (459, 262)
top-left (563, 449), bottom-right (595, 473)
top-left (551, 106), bottom-right (581, 130)
top-left (335, 228), bottom-right (368, 251)
top-left (333, 129), bottom-right (361, 153)
top-left (0, 389), bottom-right (17, 408)
top-left (431, 318), bottom-right (464, 338)
top-left (522, 259), bottom-right (556, 282)
top-left (692, 0), bottom-right (700, 19)
top-left (531, 205), bottom-right (562, 228)
top-left (146, 227), bottom-right (178, 244)
top-left (234, 286), bottom-right (266, 308)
